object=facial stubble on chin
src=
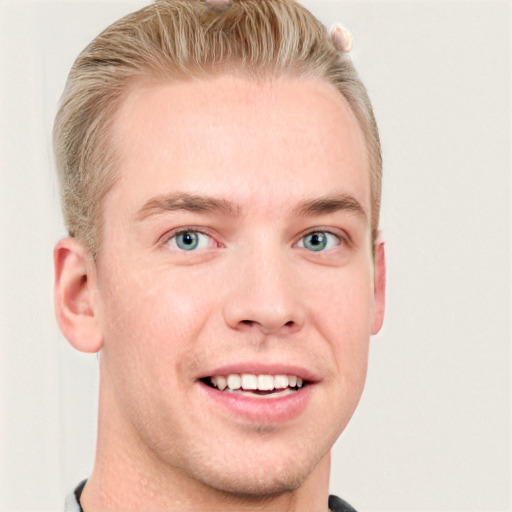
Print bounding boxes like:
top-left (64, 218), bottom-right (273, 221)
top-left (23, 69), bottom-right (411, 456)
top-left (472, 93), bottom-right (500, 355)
top-left (174, 427), bottom-right (328, 503)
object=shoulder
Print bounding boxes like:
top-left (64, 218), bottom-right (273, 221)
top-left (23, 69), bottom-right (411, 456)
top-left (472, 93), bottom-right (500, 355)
top-left (329, 494), bottom-right (358, 512)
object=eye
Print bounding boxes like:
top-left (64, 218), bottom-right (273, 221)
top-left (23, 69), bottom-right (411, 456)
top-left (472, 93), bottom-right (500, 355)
top-left (297, 231), bottom-right (340, 251)
top-left (167, 230), bottom-right (214, 251)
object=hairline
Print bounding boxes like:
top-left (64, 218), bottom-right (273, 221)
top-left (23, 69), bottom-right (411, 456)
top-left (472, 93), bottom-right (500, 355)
top-left (54, 0), bottom-right (382, 259)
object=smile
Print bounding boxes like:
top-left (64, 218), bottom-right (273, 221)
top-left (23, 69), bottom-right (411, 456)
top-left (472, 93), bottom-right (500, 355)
top-left (206, 374), bottom-right (305, 397)
top-left (197, 364), bottom-right (316, 423)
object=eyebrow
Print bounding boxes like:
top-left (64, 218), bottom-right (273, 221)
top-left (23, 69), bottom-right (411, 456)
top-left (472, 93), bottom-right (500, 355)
top-left (136, 192), bottom-right (241, 221)
top-left (135, 192), bottom-right (368, 223)
top-left (292, 194), bottom-right (368, 223)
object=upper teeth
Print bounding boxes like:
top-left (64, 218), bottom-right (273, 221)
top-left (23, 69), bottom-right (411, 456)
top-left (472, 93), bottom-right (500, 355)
top-left (210, 374), bottom-right (304, 391)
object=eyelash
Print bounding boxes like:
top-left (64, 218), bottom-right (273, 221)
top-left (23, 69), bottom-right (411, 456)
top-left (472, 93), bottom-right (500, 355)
top-left (295, 229), bottom-right (344, 252)
top-left (162, 227), bottom-right (348, 252)
top-left (163, 227), bottom-right (221, 251)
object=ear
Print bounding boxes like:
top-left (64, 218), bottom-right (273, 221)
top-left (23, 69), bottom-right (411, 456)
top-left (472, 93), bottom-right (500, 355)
top-left (371, 233), bottom-right (386, 335)
top-left (54, 237), bottom-right (103, 353)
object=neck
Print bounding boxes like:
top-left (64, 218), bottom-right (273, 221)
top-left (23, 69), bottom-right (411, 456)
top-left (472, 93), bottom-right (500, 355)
top-left (81, 372), bottom-right (332, 512)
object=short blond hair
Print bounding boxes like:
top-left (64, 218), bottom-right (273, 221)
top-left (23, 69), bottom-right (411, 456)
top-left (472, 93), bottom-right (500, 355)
top-left (53, 0), bottom-right (382, 258)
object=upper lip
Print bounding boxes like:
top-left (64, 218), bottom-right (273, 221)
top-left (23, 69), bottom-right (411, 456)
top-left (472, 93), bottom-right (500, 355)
top-left (197, 362), bottom-right (319, 383)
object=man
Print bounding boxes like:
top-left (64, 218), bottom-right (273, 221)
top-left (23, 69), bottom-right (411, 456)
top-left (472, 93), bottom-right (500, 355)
top-left (53, 1), bottom-right (385, 510)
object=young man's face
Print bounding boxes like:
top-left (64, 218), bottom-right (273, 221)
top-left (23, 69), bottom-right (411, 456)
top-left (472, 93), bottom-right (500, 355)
top-left (92, 75), bottom-right (385, 495)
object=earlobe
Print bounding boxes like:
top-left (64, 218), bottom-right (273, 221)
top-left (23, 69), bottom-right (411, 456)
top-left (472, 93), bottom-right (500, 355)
top-left (371, 234), bottom-right (386, 335)
top-left (54, 237), bottom-right (103, 353)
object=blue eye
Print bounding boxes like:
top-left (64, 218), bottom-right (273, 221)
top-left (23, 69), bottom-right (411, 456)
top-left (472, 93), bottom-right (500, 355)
top-left (169, 231), bottom-right (212, 251)
top-left (298, 231), bottom-right (339, 251)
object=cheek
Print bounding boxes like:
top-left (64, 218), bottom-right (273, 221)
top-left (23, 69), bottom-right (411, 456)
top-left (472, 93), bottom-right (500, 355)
top-left (98, 263), bottom-right (216, 362)
top-left (312, 263), bottom-right (375, 336)
top-left (96, 264), bottom-right (216, 423)
top-left (309, 265), bottom-right (373, 384)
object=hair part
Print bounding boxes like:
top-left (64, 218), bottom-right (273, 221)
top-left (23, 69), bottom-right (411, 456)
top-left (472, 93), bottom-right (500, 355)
top-left (53, 0), bottom-right (382, 258)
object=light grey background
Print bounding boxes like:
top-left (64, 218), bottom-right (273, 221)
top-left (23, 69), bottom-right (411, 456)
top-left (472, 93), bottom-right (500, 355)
top-left (0, 1), bottom-right (510, 511)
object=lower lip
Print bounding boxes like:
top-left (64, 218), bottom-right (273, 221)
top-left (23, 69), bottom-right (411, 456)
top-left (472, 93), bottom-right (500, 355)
top-left (198, 381), bottom-right (314, 423)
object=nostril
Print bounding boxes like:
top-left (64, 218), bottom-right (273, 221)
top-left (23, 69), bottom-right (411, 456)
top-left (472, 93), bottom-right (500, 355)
top-left (239, 319), bottom-right (290, 337)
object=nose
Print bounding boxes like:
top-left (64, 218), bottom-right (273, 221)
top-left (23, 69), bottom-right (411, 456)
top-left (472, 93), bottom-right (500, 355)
top-left (222, 245), bottom-right (305, 336)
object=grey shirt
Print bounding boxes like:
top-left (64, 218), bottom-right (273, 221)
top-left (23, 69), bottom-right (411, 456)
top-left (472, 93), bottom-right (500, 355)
top-left (64, 480), bottom-right (85, 512)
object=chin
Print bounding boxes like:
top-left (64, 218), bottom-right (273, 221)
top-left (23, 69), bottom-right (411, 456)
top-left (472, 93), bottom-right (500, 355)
top-left (182, 444), bottom-right (322, 500)
top-left (200, 466), bottom-right (306, 499)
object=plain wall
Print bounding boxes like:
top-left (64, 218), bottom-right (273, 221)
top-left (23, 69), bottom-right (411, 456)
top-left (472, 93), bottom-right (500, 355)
top-left (0, 1), bottom-right (510, 510)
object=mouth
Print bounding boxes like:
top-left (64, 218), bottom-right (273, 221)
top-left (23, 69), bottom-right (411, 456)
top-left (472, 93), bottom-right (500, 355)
top-left (197, 364), bottom-right (316, 423)
top-left (201, 373), bottom-right (307, 398)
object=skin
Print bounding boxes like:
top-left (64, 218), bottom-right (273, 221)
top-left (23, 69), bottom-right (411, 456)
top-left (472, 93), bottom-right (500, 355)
top-left (54, 75), bottom-right (385, 512)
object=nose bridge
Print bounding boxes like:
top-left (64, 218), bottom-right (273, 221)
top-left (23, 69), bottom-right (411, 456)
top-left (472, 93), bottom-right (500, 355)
top-left (223, 232), bottom-right (304, 335)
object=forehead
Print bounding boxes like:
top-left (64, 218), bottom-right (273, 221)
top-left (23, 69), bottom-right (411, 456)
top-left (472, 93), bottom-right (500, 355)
top-left (108, 75), bottom-right (370, 216)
